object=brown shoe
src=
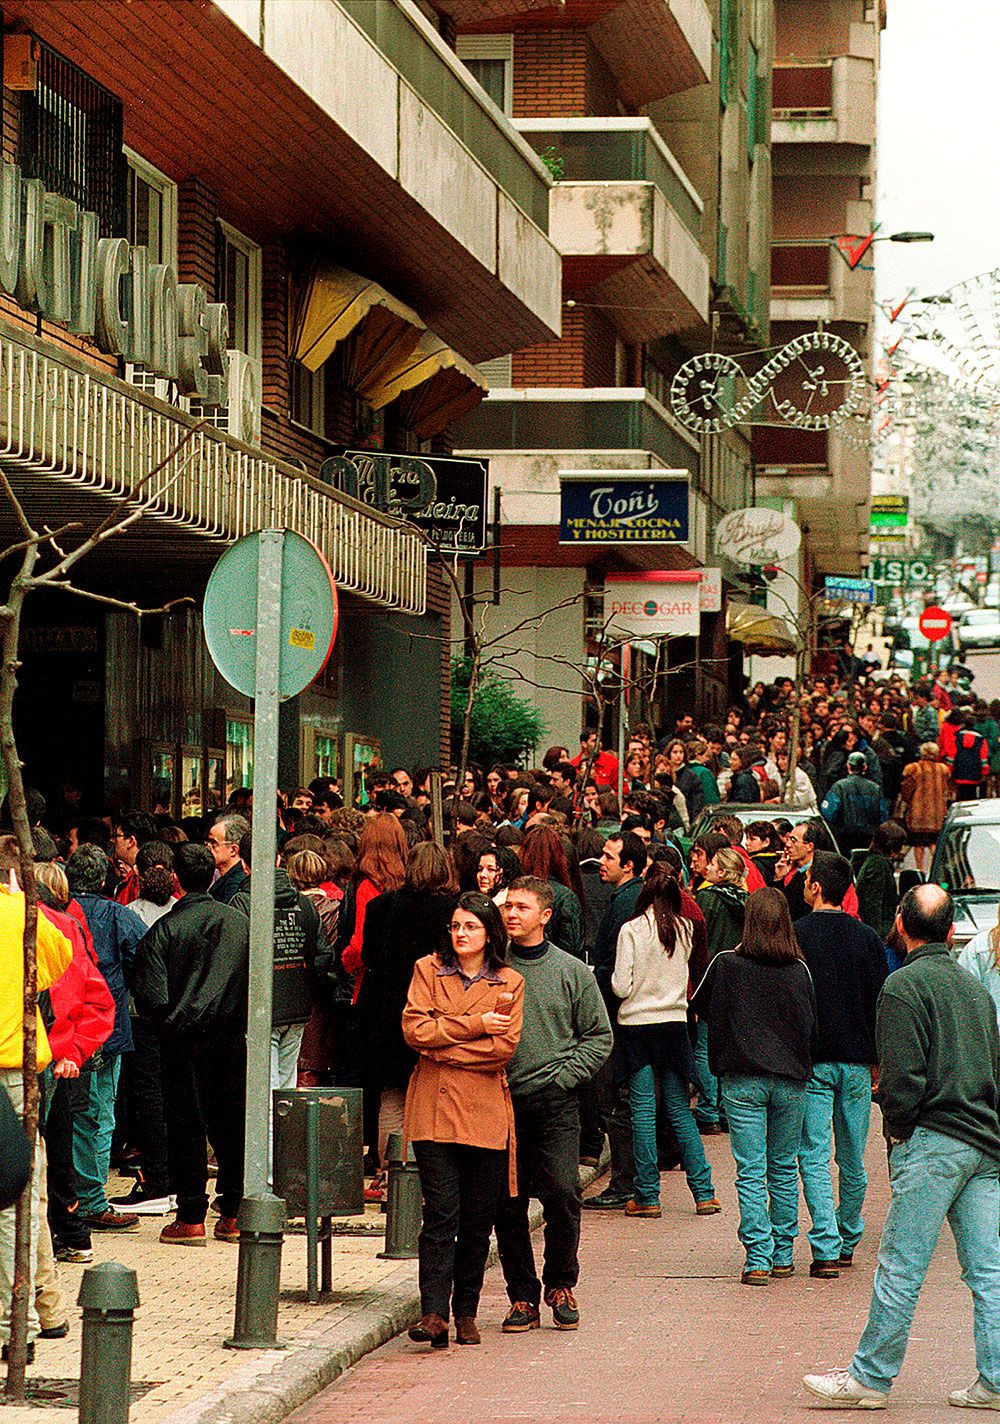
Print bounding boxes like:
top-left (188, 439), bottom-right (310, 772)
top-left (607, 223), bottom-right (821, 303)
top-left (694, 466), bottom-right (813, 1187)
top-left (771, 1263), bottom-right (795, 1279)
top-left (625, 1199), bottom-right (661, 1218)
top-left (214, 1217), bottom-right (240, 1243)
top-left (741, 1269), bottom-right (770, 1286)
top-left (809, 1260), bottom-right (841, 1279)
top-left (82, 1209), bottom-right (140, 1233)
top-left (407, 1313), bottom-right (449, 1349)
top-left (502, 1301), bottom-right (541, 1332)
top-left (160, 1220), bottom-right (206, 1247)
top-left (454, 1316), bottom-right (480, 1345)
top-left (696, 1197), bottom-right (722, 1215)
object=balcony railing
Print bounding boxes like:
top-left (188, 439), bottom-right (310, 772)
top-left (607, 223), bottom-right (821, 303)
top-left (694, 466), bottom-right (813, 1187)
top-left (772, 63), bottom-right (833, 118)
top-left (515, 118), bottom-right (702, 242)
top-left (0, 325), bottom-right (426, 614)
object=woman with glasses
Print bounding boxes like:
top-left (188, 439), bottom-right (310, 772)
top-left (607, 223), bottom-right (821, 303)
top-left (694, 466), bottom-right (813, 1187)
top-left (402, 892), bottom-right (524, 1350)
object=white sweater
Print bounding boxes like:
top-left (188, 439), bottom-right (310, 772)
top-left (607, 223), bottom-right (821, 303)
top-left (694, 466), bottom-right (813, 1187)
top-left (611, 907), bottom-right (693, 1026)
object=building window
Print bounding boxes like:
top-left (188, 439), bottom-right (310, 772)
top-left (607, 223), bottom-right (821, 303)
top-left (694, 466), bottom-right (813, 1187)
top-left (226, 718), bottom-right (254, 798)
top-left (456, 35), bottom-right (513, 115)
top-left (216, 220), bottom-right (262, 364)
top-left (18, 41), bottom-right (126, 236)
top-left (289, 360), bottom-right (325, 436)
top-left (125, 149), bottom-right (177, 268)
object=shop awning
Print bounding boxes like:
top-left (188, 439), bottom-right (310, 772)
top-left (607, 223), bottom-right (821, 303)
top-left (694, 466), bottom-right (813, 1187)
top-left (726, 603), bottom-right (802, 656)
top-left (366, 331), bottom-right (489, 438)
top-left (290, 261), bottom-right (424, 378)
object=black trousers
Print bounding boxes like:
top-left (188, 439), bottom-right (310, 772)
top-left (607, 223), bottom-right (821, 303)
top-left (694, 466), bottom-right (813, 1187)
top-left (411, 1140), bottom-right (506, 1320)
top-left (129, 1019), bottom-right (169, 1193)
top-left (43, 1073), bottom-right (91, 1250)
top-left (495, 1085), bottom-right (581, 1306)
top-left (160, 1034), bottom-right (246, 1224)
top-left (587, 1053), bottom-right (635, 1195)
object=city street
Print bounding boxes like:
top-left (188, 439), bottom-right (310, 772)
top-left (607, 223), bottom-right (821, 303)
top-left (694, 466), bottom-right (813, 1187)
top-left (286, 1135), bottom-right (979, 1424)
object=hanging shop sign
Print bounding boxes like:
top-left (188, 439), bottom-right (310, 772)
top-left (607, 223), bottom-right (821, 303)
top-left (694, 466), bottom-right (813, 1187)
top-left (604, 573), bottom-right (701, 640)
top-left (870, 556), bottom-right (933, 586)
top-left (318, 450), bottom-right (488, 555)
top-left (714, 507), bottom-right (801, 567)
top-left (824, 575), bottom-right (875, 605)
top-left (558, 472), bottom-right (690, 545)
top-left (698, 567), bottom-right (722, 613)
top-left (0, 159), bottom-right (234, 403)
top-left (870, 494), bottom-right (909, 533)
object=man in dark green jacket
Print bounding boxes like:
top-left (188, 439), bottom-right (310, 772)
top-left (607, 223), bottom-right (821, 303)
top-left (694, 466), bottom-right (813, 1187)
top-left (804, 884), bottom-right (1000, 1411)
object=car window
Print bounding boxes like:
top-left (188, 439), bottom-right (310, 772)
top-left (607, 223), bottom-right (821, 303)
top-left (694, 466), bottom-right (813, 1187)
top-left (965, 611), bottom-right (993, 625)
top-left (933, 822), bottom-right (1000, 894)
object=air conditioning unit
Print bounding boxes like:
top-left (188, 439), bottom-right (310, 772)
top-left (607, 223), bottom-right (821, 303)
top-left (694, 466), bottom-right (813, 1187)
top-left (189, 352), bottom-right (262, 447)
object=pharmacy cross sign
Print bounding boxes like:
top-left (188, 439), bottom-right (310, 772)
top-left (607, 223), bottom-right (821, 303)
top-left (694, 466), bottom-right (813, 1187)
top-left (670, 331), bottom-right (867, 436)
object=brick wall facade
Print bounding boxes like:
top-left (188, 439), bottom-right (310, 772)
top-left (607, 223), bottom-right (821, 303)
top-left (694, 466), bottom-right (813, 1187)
top-left (512, 306), bottom-right (616, 387)
top-left (512, 30), bottom-right (622, 117)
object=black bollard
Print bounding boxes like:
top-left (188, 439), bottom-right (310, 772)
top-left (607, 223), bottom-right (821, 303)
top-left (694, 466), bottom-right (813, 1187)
top-left (224, 1193), bottom-right (287, 1350)
top-left (377, 1132), bottom-right (422, 1260)
top-left (78, 1262), bottom-right (139, 1424)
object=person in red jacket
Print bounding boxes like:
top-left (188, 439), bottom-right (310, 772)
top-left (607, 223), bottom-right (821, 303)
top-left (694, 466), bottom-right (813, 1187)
top-left (35, 863), bottom-right (116, 1266)
top-left (948, 713), bottom-right (990, 801)
top-left (713, 814), bottom-right (767, 893)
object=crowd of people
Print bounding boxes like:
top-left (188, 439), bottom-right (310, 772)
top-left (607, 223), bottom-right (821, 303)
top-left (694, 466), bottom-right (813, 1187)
top-left (4, 658), bottom-right (1000, 1409)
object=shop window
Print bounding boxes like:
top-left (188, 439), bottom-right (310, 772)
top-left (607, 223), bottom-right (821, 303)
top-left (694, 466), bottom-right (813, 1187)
top-left (179, 747), bottom-right (204, 818)
top-left (290, 359), bottom-right (325, 436)
top-left (345, 733), bottom-right (381, 808)
top-left (125, 148), bottom-right (177, 268)
top-left (226, 718), bottom-right (254, 799)
top-left (456, 36), bottom-right (513, 115)
top-left (216, 220), bottom-right (262, 364)
top-left (150, 744), bottom-right (176, 817)
top-left (205, 750), bottom-right (226, 815)
top-left (17, 40), bottom-right (126, 237)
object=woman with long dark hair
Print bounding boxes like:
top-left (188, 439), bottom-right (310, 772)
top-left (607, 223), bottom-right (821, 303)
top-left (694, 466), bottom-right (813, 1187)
top-left (519, 826), bottom-right (585, 958)
top-left (403, 892), bottom-right (524, 1350)
top-left (691, 889), bottom-right (817, 1285)
top-left (612, 862), bottom-right (719, 1218)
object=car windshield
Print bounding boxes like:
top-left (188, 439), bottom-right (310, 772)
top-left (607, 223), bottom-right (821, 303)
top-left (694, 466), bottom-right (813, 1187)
top-left (933, 822), bottom-right (1000, 895)
top-left (965, 611), bottom-right (995, 625)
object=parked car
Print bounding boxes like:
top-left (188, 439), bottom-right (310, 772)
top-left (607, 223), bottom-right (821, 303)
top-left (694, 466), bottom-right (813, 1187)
top-left (958, 607), bottom-right (1000, 653)
top-left (929, 799), bottom-right (1000, 949)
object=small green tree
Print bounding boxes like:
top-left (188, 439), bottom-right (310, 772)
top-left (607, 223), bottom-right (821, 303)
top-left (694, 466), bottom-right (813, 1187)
top-left (451, 656), bottom-right (547, 767)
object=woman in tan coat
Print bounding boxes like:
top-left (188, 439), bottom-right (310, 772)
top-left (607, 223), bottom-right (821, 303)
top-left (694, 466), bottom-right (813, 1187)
top-left (402, 891), bottom-right (524, 1350)
top-left (900, 741), bottom-right (952, 871)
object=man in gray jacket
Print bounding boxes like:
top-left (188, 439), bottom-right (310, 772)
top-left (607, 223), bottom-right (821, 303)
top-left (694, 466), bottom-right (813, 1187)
top-left (495, 876), bottom-right (612, 1335)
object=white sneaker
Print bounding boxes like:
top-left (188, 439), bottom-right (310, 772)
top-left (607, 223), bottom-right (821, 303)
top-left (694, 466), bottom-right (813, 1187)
top-left (949, 1381), bottom-right (1000, 1409)
top-left (803, 1370), bottom-right (888, 1409)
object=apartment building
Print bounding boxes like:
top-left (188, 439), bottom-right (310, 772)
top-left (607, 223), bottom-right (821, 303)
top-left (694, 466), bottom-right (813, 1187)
top-left (451, 0), bottom-right (775, 745)
top-left (0, 0), bottom-right (562, 812)
top-left (754, 0), bottom-right (885, 579)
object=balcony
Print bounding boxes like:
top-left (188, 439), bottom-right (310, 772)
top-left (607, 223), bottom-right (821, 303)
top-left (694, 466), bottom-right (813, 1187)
top-left (3, 0), bottom-right (561, 363)
top-left (0, 320), bottom-right (426, 613)
top-left (771, 56), bottom-right (876, 150)
top-left (516, 119), bottom-right (709, 342)
top-left (769, 242), bottom-right (873, 326)
top-left (451, 0), bottom-right (712, 104)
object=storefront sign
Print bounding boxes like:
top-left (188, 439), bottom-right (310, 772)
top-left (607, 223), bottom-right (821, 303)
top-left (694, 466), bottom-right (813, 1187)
top-left (698, 567), bottom-right (722, 613)
top-left (870, 494), bottom-right (909, 532)
top-left (870, 556), bottom-right (933, 586)
top-left (319, 450), bottom-right (488, 554)
top-left (715, 507), bottom-right (801, 566)
top-left (558, 473), bottom-right (690, 545)
top-left (0, 158), bottom-right (232, 403)
top-left (604, 573), bottom-right (701, 640)
top-left (824, 575), bottom-right (875, 605)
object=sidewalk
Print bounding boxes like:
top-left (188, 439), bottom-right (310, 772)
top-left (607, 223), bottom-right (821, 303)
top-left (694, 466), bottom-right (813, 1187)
top-left (4, 1161), bottom-right (605, 1424)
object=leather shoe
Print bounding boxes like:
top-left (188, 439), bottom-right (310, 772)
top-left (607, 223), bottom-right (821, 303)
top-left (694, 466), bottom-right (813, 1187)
top-left (408, 1313), bottom-right (449, 1348)
top-left (582, 1189), bottom-right (629, 1210)
top-left (809, 1260), bottom-right (841, 1279)
top-left (454, 1316), bottom-right (480, 1345)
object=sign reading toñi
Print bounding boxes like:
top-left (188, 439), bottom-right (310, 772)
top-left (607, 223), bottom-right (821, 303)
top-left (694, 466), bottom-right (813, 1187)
top-left (559, 472), bottom-right (690, 545)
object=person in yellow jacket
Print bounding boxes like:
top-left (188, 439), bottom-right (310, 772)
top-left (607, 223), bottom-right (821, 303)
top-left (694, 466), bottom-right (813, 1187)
top-left (0, 841), bottom-right (73, 1360)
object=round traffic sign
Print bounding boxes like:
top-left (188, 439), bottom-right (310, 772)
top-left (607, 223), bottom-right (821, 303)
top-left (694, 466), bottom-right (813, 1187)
top-left (918, 605), bottom-right (953, 643)
top-left (203, 530), bottom-right (338, 699)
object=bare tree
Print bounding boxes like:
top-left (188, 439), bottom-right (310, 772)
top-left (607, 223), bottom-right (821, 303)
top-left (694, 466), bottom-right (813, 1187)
top-left (0, 429), bottom-right (202, 1402)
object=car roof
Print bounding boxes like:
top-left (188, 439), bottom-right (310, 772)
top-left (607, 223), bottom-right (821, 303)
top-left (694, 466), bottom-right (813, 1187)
top-left (941, 798), bottom-right (1000, 825)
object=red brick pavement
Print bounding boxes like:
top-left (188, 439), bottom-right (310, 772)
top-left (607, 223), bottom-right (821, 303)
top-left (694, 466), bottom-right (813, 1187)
top-left (286, 1131), bottom-right (982, 1424)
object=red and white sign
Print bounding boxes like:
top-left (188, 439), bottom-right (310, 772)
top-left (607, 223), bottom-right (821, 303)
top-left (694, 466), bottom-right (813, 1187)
top-left (699, 566), bottom-right (722, 614)
top-left (604, 571), bottom-right (701, 640)
top-left (918, 606), bottom-right (953, 642)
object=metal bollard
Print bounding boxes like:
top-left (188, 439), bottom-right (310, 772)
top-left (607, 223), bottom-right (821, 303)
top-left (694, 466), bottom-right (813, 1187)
top-left (78, 1262), bottom-right (139, 1424)
top-left (224, 1194), bottom-right (287, 1350)
top-left (377, 1132), bottom-right (422, 1260)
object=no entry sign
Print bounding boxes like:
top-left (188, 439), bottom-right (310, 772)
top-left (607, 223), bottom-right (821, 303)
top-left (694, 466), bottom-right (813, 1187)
top-left (918, 606), bottom-right (953, 642)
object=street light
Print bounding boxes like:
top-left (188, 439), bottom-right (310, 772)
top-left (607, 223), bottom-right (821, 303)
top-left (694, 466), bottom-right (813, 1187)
top-left (887, 231), bottom-right (935, 243)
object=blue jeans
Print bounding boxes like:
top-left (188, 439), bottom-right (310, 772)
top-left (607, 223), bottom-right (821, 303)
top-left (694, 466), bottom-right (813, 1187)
top-left (73, 1056), bottom-right (122, 1217)
top-left (852, 1125), bottom-right (1000, 1395)
top-left (693, 1021), bottom-right (721, 1126)
top-left (629, 1064), bottom-right (714, 1205)
top-left (721, 1072), bottom-right (806, 1271)
top-left (799, 1062), bottom-right (872, 1262)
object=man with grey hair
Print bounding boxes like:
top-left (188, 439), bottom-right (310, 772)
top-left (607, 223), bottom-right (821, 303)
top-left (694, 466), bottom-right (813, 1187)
top-left (207, 814), bottom-right (249, 904)
top-left (804, 884), bottom-right (1000, 1410)
top-left (65, 845), bottom-right (147, 1232)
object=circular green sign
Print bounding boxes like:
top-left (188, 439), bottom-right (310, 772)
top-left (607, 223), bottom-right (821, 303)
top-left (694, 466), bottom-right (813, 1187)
top-left (203, 530), bottom-right (338, 700)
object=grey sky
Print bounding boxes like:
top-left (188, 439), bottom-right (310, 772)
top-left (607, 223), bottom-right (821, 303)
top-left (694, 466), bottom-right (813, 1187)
top-left (877, 0), bottom-right (1000, 305)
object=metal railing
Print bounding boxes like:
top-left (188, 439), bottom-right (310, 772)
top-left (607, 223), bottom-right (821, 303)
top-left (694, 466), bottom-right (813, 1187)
top-left (0, 327), bottom-right (426, 615)
top-left (772, 62), bottom-right (834, 119)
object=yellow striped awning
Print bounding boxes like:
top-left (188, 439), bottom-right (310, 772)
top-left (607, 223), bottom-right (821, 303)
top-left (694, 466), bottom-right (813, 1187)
top-left (366, 331), bottom-right (489, 438)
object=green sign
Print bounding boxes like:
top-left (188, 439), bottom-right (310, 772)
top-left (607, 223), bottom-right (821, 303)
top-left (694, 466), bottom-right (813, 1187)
top-left (870, 556), bottom-right (933, 586)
